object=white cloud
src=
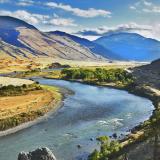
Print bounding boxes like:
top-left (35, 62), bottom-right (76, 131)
top-left (16, 0), bottom-right (34, 6)
top-left (143, 6), bottom-right (160, 13)
top-left (130, 6), bottom-right (136, 10)
top-left (46, 2), bottom-right (111, 18)
top-left (143, 1), bottom-right (152, 6)
top-left (130, 0), bottom-right (160, 14)
top-left (0, 10), bottom-right (49, 25)
top-left (49, 17), bottom-right (77, 27)
top-left (77, 23), bottom-right (151, 36)
top-left (76, 22), bottom-right (160, 41)
top-left (0, 9), bottom-right (77, 28)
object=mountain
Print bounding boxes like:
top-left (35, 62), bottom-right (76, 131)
top-left (0, 16), bottom-right (105, 61)
top-left (94, 32), bottom-right (160, 61)
top-left (48, 31), bottom-right (122, 60)
top-left (133, 58), bottom-right (160, 89)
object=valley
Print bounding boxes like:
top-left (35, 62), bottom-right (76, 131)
top-left (0, 59), bottom-right (159, 160)
top-left (0, 13), bottom-right (159, 160)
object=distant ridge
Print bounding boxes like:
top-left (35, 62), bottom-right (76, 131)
top-left (0, 16), bottom-right (106, 61)
top-left (48, 31), bottom-right (122, 60)
top-left (94, 32), bottom-right (160, 61)
top-left (0, 16), bottom-right (159, 62)
top-left (0, 16), bottom-right (37, 29)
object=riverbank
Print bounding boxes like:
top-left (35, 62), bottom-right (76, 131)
top-left (1, 65), bottom-right (159, 159)
top-left (13, 66), bottom-right (160, 148)
top-left (0, 83), bottom-right (66, 136)
top-left (0, 99), bottom-right (62, 137)
top-left (0, 76), bottom-right (155, 160)
top-left (42, 73), bottom-right (160, 159)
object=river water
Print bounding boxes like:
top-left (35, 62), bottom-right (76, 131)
top-left (0, 78), bottom-right (154, 160)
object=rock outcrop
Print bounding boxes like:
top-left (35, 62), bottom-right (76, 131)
top-left (48, 62), bottom-right (70, 69)
top-left (18, 147), bottom-right (56, 160)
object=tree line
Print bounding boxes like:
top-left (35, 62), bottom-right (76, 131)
top-left (61, 68), bottom-right (134, 85)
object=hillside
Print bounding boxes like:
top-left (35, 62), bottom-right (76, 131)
top-left (94, 32), bottom-right (160, 61)
top-left (0, 16), bottom-right (105, 62)
top-left (48, 31), bottom-right (122, 60)
top-left (133, 59), bottom-right (160, 89)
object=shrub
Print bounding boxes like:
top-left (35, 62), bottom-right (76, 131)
top-left (0, 83), bottom-right (42, 97)
top-left (89, 136), bottom-right (121, 160)
top-left (61, 68), bottom-right (134, 86)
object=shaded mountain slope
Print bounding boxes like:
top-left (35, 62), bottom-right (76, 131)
top-left (0, 16), bottom-right (105, 61)
top-left (94, 32), bottom-right (160, 61)
top-left (49, 31), bottom-right (121, 60)
top-left (133, 59), bottom-right (160, 88)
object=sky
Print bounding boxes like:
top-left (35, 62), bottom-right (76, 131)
top-left (0, 0), bottom-right (160, 40)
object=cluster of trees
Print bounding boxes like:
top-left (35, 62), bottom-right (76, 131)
top-left (88, 136), bottom-right (121, 160)
top-left (0, 83), bottom-right (41, 97)
top-left (61, 68), bottom-right (134, 85)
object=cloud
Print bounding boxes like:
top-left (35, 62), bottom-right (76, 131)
top-left (46, 2), bottom-right (111, 18)
top-left (16, 0), bottom-right (34, 6)
top-left (130, 6), bottom-right (136, 10)
top-left (130, 0), bottom-right (160, 14)
top-left (143, 1), bottom-right (152, 6)
top-left (76, 22), bottom-right (160, 41)
top-left (0, 10), bottom-right (49, 24)
top-left (0, 10), bottom-right (77, 27)
top-left (77, 23), bottom-right (152, 36)
top-left (49, 16), bottom-right (77, 27)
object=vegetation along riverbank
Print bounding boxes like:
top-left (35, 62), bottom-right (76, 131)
top-left (7, 61), bottom-right (160, 160)
top-left (57, 66), bottom-right (160, 160)
top-left (0, 78), bottom-right (62, 132)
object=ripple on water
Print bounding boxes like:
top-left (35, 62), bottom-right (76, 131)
top-left (0, 79), bottom-right (154, 160)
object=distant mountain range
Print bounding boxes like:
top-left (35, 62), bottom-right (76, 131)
top-left (94, 33), bottom-right (160, 61)
top-left (0, 16), bottom-right (160, 62)
top-left (0, 16), bottom-right (104, 61)
top-left (49, 31), bottom-right (121, 60)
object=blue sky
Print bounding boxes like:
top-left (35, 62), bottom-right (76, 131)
top-left (0, 0), bottom-right (160, 40)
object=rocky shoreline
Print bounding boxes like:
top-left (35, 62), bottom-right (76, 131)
top-left (18, 147), bottom-right (57, 160)
top-left (43, 76), bottom-right (160, 159)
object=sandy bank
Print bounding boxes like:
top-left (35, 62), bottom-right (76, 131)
top-left (0, 76), bottom-right (34, 86)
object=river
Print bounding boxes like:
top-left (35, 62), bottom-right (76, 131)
top-left (0, 78), bottom-right (154, 160)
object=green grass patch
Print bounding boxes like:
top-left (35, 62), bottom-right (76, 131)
top-left (41, 85), bottom-right (62, 101)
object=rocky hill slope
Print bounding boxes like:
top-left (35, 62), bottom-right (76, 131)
top-left (0, 16), bottom-right (105, 61)
top-left (48, 31), bottom-right (121, 60)
top-left (133, 59), bottom-right (160, 89)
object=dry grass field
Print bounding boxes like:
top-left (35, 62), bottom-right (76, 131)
top-left (0, 57), bottom-right (145, 74)
top-left (0, 58), bottom-right (41, 73)
top-left (0, 76), bottom-right (62, 131)
top-left (0, 90), bottom-right (54, 119)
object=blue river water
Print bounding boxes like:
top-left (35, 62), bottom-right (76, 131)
top-left (0, 78), bottom-right (154, 160)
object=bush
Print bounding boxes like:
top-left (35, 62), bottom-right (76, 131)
top-left (0, 83), bottom-right (42, 97)
top-left (89, 136), bottom-right (121, 160)
top-left (61, 68), bottom-right (134, 85)
top-left (88, 150), bottom-right (100, 160)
